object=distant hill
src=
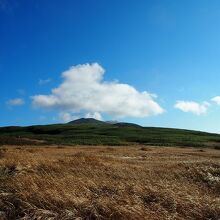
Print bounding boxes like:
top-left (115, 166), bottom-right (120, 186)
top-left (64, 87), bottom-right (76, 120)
top-left (0, 118), bottom-right (220, 148)
top-left (115, 122), bottom-right (142, 128)
top-left (68, 118), bottom-right (106, 125)
top-left (68, 118), bottom-right (141, 128)
top-left (105, 120), bottom-right (119, 124)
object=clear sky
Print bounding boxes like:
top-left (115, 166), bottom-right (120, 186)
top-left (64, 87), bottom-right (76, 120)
top-left (1, 0), bottom-right (220, 133)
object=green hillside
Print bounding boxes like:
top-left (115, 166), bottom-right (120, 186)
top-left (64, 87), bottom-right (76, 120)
top-left (0, 119), bottom-right (220, 148)
top-left (68, 118), bottom-right (106, 125)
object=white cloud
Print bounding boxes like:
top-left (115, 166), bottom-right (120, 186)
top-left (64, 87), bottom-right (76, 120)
top-left (39, 78), bottom-right (52, 85)
top-left (211, 96), bottom-right (220, 105)
top-left (85, 112), bottom-right (102, 120)
top-left (58, 112), bottom-right (79, 123)
top-left (6, 98), bottom-right (24, 107)
top-left (32, 63), bottom-right (164, 119)
top-left (58, 112), bottom-right (102, 123)
top-left (174, 100), bottom-right (209, 115)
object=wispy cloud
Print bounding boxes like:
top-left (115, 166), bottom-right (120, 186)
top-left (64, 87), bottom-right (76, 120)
top-left (0, 0), bottom-right (8, 11)
top-left (0, 0), bottom-right (14, 13)
top-left (211, 96), bottom-right (220, 105)
top-left (58, 112), bottom-right (79, 123)
top-left (6, 98), bottom-right (24, 107)
top-left (39, 116), bottom-right (47, 121)
top-left (17, 89), bottom-right (25, 95)
top-left (58, 112), bottom-right (102, 123)
top-left (85, 112), bottom-right (102, 120)
top-left (38, 78), bottom-right (52, 85)
top-left (32, 63), bottom-right (164, 120)
top-left (174, 100), bottom-right (209, 115)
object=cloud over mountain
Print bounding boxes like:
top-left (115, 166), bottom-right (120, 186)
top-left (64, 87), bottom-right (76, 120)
top-left (32, 63), bottom-right (164, 120)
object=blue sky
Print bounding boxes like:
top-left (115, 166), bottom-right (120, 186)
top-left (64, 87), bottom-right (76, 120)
top-left (1, 0), bottom-right (220, 133)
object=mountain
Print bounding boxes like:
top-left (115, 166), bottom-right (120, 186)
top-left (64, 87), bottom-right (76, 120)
top-left (105, 120), bottom-right (119, 124)
top-left (68, 118), bottom-right (141, 128)
top-left (115, 122), bottom-right (142, 128)
top-left (68, 118), bottom-right (107, 125)
top-left (0, 118), bottom-right (220, 148)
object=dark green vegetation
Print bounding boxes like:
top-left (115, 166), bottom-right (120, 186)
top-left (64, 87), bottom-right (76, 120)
top-left (0, 118), bottom-right (220, 148)
top-left (68, 118), bottom-right (107, 125)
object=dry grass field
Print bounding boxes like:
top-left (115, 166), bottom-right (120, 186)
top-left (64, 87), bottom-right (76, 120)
top-left (0, 145), bottom-right (220, 219)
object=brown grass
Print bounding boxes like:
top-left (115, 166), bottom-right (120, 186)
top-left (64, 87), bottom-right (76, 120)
top-left (0, 145), bottom-right (220, 219)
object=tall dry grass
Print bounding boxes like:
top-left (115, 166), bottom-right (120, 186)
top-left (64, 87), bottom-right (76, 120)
top-left (0, 145), bottom-right (219, 219)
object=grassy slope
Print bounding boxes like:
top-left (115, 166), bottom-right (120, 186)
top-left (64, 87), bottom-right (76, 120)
top-left (0, 146), bottom-right (220, 219)
top-left (0, 123), bottom-right (220, 148)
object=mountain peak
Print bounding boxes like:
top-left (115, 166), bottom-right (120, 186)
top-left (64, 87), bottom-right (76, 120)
top-left (68, 118), bottom-right (106, 125)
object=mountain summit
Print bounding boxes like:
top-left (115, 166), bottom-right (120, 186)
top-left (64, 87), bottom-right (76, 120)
top-left (68, 118), bottom-right (106, 125)
top-left (67, 118), bottom-right (142, 128)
